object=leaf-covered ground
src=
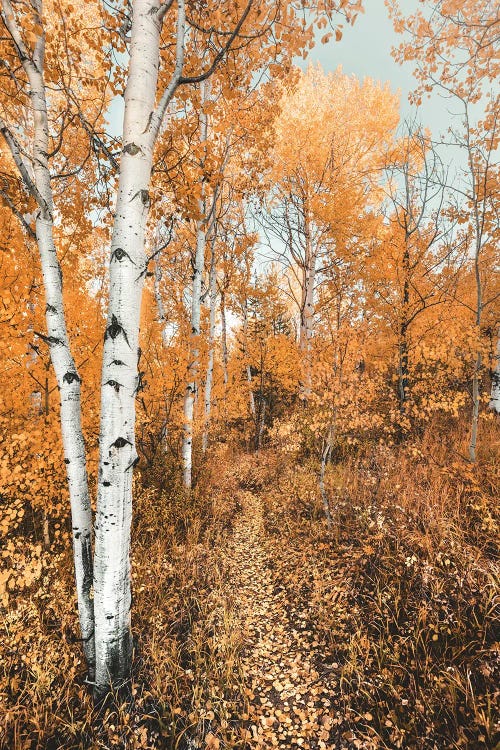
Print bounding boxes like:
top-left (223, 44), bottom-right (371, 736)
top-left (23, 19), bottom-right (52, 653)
top-left (1, 433), bottom-right (499, 749)
top-left (225, 484), bottom-right (339, 748)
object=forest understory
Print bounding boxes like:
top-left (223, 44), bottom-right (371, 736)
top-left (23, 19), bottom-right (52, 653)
top-left (1, 418), bottom-right (498, 750)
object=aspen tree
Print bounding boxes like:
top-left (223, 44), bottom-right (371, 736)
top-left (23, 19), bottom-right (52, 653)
top-left (0, 0), bottom-right (96, 675)
top-left (389, 0), bottom-right (499, 460)
top-left (382, 125), bottom-right (449, 416)
top-left (261, 68), bottom-right (398, 398)
top-left (95, 0), bottom-right (263, 689)
top-left (182, 80), bottom-right (209, 488)
top-left (202, 233), bottom-right (218, 453)
top-left (490, 329), bottom-right (500, 413)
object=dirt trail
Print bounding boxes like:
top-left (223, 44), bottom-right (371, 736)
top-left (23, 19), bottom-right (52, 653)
top-left (225, 484), bottom-right (340, 749)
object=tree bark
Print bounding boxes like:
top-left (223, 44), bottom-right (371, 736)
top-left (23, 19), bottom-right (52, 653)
top-left (319, 438), bottom-right (333, 529)
top-left (242, 293), bottom-right (256, 418)
top-left (255, 342), bottom-right (266, 449)
top-left (469, 350), bottom-right (482, 462)
top-left (398, 321), bottom-right (409, 411)
top-left (466, 100), bottom-right (485, 464)
top-left (202, 234), bottom-right (217, 453)
top-left (220, 288), bottom-right (229, 390)
top-left (489, 327), bottom-right (500, 413)
top-left (182, 80), bottom-right (208, 487)
top-left (299, 206), bottom-right (315, 398)
top-left (154, 241), bottom-right (169, 348)
top-left (93, 0), bottom-right (164, 693)
top-left (398, 251), bottom-right (410, 412)
top-left (0, 0), bottom-right (95, 675)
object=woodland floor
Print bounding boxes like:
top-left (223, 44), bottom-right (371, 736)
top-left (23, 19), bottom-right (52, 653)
top-left (223, 477), bottom-right (339, 749)
top-left (1, 427), bottom-right (499, 750)
top-left (186, 442), bottom-right (499, 750)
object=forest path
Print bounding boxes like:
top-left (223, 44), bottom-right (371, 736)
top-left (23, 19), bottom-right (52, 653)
top-left (222, 470), bottom-right (338, 749)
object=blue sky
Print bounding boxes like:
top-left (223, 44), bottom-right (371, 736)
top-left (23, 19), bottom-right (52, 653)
top-left (304, 0), bottom-right (455, 140)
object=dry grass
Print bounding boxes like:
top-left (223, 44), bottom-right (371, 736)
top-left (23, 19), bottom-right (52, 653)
top-left (261, 416), bottom-right (500, 749)
top-left (0, 445), bottom-right (248, 750)
top-left (0, 419), bottom-right (499, 749)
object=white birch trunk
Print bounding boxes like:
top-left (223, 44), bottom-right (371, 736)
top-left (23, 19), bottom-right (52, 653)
top-left (37, 217), bottom-right (96, 674)
top-left (220, 288), bottom-right (229, 390)
top-left (93, 0), bottom-right (162, 693)
top-left (202, 234), bottom-right (217, 453)
top-left (42, 510), bottom-right (51, 548)
top-left (299, 212), bottom-right (316, 399)
top-left (469, 350), bottom-right (482, 462)
top-left (242, 297), bottom-right (256, 418)
top-left (319, 426), bottom-right (334, 529)
top-left (0, 0), bottom-right (95, 674)
top-left (469, 222), bottom-right (483, 462)
top-left (154, 239), bottom-right (173, 451)
top-left (300, 264), bottom-right (316, 352)
top-left (182, 81), bottom-right (208, 488)
top-left (489, 328), bottom-right (500, 413)
top-left (154, 244), bottom-right (169, 348)
top-left (247, 365), bottom-right (255, 416)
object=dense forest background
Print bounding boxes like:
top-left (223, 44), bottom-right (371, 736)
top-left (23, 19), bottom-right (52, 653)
top-left (0, 0), bottom-right (498, 747)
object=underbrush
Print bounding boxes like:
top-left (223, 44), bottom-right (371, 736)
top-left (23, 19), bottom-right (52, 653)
top-left (0, 444), bottom-right (247, 750)
top-left (262, 417), bottom-right (500, 749)
top-left (1, 417), bottom-right (499, 749)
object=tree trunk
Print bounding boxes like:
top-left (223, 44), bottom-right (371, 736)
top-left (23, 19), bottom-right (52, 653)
top-left (319, 439), bottom-right (333, 529)
top-left (398, 248), bottom-right (410, 412)
top-left (0, 0), bottom-right (95, 675)
top-left (182, 80), bottom-right (208, 489)
top-left (42, 510), bottom-right (51, 549)
top-left (469, 350), bottom-right (482, 462)
top-left (398, 321), bottom-right (409, 410)
top-left (299, 209), bottom-right (315, 398)
top-left (37, 111), bottom-right (95, 684)
top-left (467, 101), bottom-right (485, 464)
top-left (255, 343), bottom-right (266, 449)
top-left (93, 0), bottom-right (162, 693)
top-left (242, 295), bottom-right (256, 418)
top-left (220, 288), bottom-right (229, 390)
top-left (489, 327), bottom-right (500, 413)
top-left (202, 234), bottom-right (217, 453)
top-left (154, 241), bottom-right (169, 348)
top-left (300, 262), bottom-right (315, 352)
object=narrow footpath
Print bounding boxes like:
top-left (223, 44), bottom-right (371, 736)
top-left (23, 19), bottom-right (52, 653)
top-left (224, 483), bottom-right (340, 749)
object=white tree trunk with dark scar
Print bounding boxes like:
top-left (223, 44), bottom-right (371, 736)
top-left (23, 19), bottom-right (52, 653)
top-left (202, 234), bottom-right (217, 453)
top-left (489, 328), bottom-right (500, 414)
top-left (299, 210), bottom-right (316, 398)
top-left (319, 425), bottom-right (334, 529)
top-left (182, 80), bottom-right (208, 488)
top-left (242, 295), bottom-right (256, 418)
top-left (220, 288), bottom-right (229, 390)
top-left (93, 0), bottom-right (163, 692)
top-left (37, 220), bottom-right (95, 673)
top-left (0, 0), bottom-right (94, 674)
